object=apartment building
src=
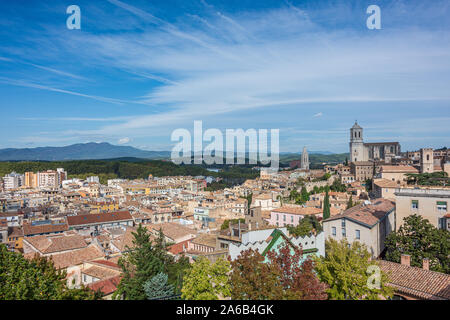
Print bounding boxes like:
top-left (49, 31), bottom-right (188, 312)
top-left (323, 199), bottom-right (395, 258)
top-left (37, 168), bottom-right (66, 188)
top-left (394, 187), bottom-right (450, 231)
top-left (3, 172), bottom-right (24, 190)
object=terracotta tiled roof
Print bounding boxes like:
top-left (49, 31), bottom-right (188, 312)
top-left (24, 233), bottom-right (88, 254)
top-left (111, 227), bottom-right (140, 252)
top-left (8, 226), bottom-right (23, 238)
top-left (191, 233), bottom-right (217, 248)
top-left (272, 206), bottom-right (322, 216)
top-left (82, 265), bottom-right (121, 280)
top-left (67, 211), bottom-right (132, 227)
top-left (49, 244), bottom-right (105, 269)
top-left (23, 221), bottom-right (68, 236)
top-left (90, 259), bottom-right (120, 269)
top-left (379, 260), bottom-right (450, 300)
top-left (146, 223), bottom-right (196, 242)
top-left (373, 178), bottom-right (400, 188)
top-left (168, 239), bottom-right (191, 255)
top-left (324, 198), bottom-right (395, 227)
top-left (380, 165), bottom-right (419, 173)
top-left (87, 275), bottom-right (122, 296)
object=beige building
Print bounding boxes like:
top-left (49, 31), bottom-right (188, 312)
top-left (394, 187), bottom-right (450, 231)
top-left (323, 199), bottom-right (395, 257)
top-left (24, 172), bottom-right (37, 188)
top-left (377, 165), bottom-right (419, 184)
top-left (350, 161), bottom-right (374, 182)
top-left (372, 179), bottom-right (399, 200)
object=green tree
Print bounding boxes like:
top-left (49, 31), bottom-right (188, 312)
top-left (221, 218), bottom-right (245, 230)
top-left (143, 272), bottom-right (174, 300)
top-left (323, 190), bottom-right (331, 220)
top-left (314, 239), bottom-right (393, 300)
top-left (287, 215), bottom-right (323, 237)
top-left (0, 245), bottom-right (99, 300)
top-left (300, 187), bottom-right (310, 203)
top-left (113, 225), bottom-right (166, 300)
top-left (385, 214), bottom-right (450, 274)
top-left (166, 256), bottom-right (191, 295)
top-left (346, 195), bottom-right (354, 209)
top-left (181, 257), bottom-right (231, 300)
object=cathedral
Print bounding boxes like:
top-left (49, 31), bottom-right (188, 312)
top-left (349, 122), bottom-right (401, 163)
top-left (288, 147), bottom-right (309, 170)
top-left (301, 146), bottom-right (310, 170)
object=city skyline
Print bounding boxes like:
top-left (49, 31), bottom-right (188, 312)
top-left (1, 0), bottom-right (450, 153)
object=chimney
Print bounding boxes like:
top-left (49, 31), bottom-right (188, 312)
top-left (422, 258), bottom-right (430, 271)
top-left (400, 254), bottom-right (411, 266)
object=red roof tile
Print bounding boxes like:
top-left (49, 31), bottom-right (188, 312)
top-left (67, 211), bottom-right (132, 227)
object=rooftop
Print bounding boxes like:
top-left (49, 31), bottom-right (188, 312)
top-left (323, 198), bottom-right (395, 228)
top-left (379, 260), bottom-right (450, 300)
top-left (272, 206), bottom-right (322, 216)
top-left (67, 211), bottom-right (133, 226)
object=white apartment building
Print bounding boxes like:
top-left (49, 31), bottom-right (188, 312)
top-left (3, 172), bottom-right (24, 190)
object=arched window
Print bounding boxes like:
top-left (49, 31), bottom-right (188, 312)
top-left (358, 131), bottom-right (361, 138)
top-left (427, 155), bottom-right (430, 161)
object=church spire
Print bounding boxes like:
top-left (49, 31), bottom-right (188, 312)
top-left (301, 146), bottom-right (309, 170)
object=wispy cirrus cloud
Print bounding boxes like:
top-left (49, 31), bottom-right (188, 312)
top-left (1, 0), bottom-right (450, 151)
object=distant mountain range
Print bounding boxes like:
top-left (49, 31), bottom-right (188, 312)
top-left (279, 151), bottom-right (335, 155)
top-left (0, 142), bottom-right (342, 162)
top-left (0, 143), bottom-right (171, 161)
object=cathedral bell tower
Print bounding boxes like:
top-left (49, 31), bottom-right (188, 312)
top-left (349, 121), bottom-right (365, 162)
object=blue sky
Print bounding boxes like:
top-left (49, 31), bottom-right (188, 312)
top-left (0, 0), bottom-right (449, 153)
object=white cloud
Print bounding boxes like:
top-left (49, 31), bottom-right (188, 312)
top-left (117, 137), bottom-right (130, 144)
top-left (5, 1), bottom-right (449, 151)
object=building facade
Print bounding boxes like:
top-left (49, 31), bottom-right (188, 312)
top-left (349, 122), bottom-right (401, 163)
top-left (394, 187), bottom-right (450, 231)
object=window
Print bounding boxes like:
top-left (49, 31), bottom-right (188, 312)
top-left (341, 220), bottom-right (346, 227)
top-left (332, 227), bottom-right (336, 236)
top-left (342, 228), bottom-right (346, 237)
top-left (276, 214), bottom-right (279, 221)
top-left (283, 215), bottom-right (286, 222)
top-left (438, 218), bottom-right (446, 230)
top-left (356, 229), bottom-right (360, 239)
top-left (291, 215), bottom-right (294, 223)
top-left (437, 201), bottom-right (447, 212)
top-left (411, 200), bottom-right (419, 210)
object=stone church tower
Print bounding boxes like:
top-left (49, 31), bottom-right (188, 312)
top-left (349, 121), bottom-right (366, 162)
top-left (301, 146), bottom-right (309, 170)
top-left (420, 148), bottom-right (434, 173)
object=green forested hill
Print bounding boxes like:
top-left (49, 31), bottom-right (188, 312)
top-left (280, 153), bottom-right (349, 165)
top-left (0, 159), bottom-right (259, 185)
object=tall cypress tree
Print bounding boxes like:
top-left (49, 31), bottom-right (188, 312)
top-left (323, 190), bottom-right (331, 220)
top-left (346, 195), bottom-right (354, 209)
